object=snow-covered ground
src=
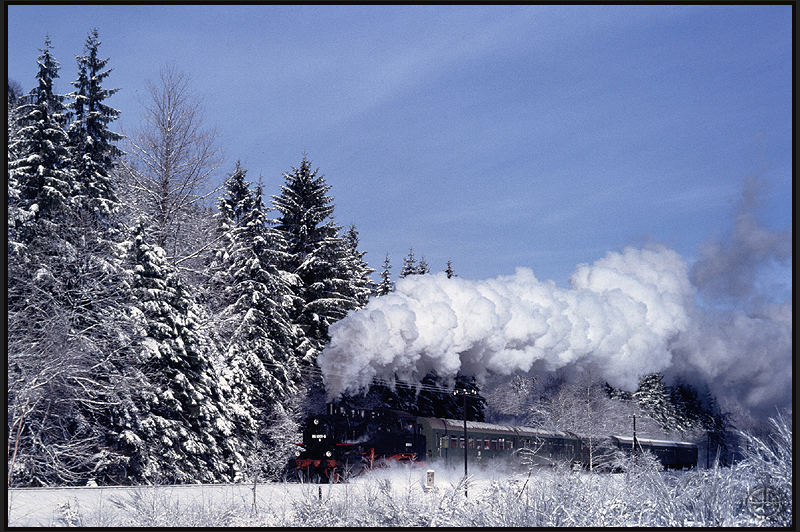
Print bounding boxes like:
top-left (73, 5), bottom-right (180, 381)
top-left (7, 458), bottom-right (788, 527)
top-left (7, 463), bottom-right (505, 527)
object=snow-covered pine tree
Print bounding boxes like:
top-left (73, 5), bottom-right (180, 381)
top-left (118, 223), bottom-right (244, 483)
top-left (7, 81), bottom-right (28, 233)
top-left (444, 259), bottom-right (456, 279)
top-left (211, 163), bottom-right (301, 426)
top-left (668, 380), bottom-right (729, 434)
top-left (633, 373), bottom-right (686, 433)
top-left (399, 248), bottom-right (417, 278)
top-left (272, 156), bottom-right (358, 367)
top-left (416, 256), bottom-right (430, 275)
top-left (341, 224), bottom-right (376, 308)
top-left (67, 28), bottom-right (122, 223)
top-left (8, 41), bottom-right (79, 485)
top-left (377, 253), bottom-right (394, 295)
top-left (207, 161), bottom-right (254, 307)
top-left (8, 37), bottom-right (74, 227)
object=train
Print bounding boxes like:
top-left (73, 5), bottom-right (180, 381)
top-left (291, 406), bottom-right (698, 482)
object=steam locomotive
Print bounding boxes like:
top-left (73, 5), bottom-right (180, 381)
top-left (291, 406), bottom-right (698, 482)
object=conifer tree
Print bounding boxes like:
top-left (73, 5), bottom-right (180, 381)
top-left (444, 259), bottom-right (457, 279)
top-left (417, 255), bottom-right (430, 275)
top-left (7, 38), bottom-right (132, 486)
top-left (8, 37), bottom-right (74, 226)
top-left (341, 224), bottom-right (376, 308)
top-left (117, 224), bottom-right (244, 483)
top-left (67, 28), bottom-right (122, 223)
top-left (207, 161), bottom-right (254, 307)
top-left (212, 163), bottom-right (301, 421)
top-left (7, 84), bottom-right (28, 232)
top-left (399, 248), bottom-right (418, 278)
top-left (377, 253), bottom-right (394, 296)
top-left (272, 156), bottom-right (358, 366)
top-left (633, 373), bottom-right (688, 433)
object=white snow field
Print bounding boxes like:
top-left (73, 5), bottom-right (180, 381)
top-left (6, 457), bottom-right (789, 527)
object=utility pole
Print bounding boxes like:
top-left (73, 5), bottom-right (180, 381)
top-left (463, 391), bottom-right (467, 488)
top-left (454, 387), bottom-right (475, 498)
top-left (585, 373), bottom-right (593, 472)
top-left (632, 413), bottom-right (639, 466)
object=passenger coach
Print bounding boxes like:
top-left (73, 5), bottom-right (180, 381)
top-left (416, 417), bottom-right (581, 466)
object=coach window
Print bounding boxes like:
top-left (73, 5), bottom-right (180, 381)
top-left (450, 436), bottom-right (458, 449)
top-left (506, 440), bottom-right (514, 450)
top-left (439, 436), bottom-right (447, 449)
top-left (460, 437), bottom-right (465, 449)
top-left (485, 439), bottom-right (490, 449)
top-left (498, 438), bottom-right (505, 450)
top-left (491, 439), bottom-right (497, 450)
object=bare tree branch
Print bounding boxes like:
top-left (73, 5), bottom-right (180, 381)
top-left (117, 64), bottom-right (222, 270)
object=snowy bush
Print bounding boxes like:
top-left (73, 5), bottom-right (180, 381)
top-left (732, 412), bottom-right (792, 526)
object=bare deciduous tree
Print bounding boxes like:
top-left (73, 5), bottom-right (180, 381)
top-left (118, 64), bottom-right (222, 272)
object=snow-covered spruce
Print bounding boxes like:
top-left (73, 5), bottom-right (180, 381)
top-left (116, 224), bottom-right (245, 483)
top-left (209, 162), bottom-right (301, 432)
top-left (67, 28), bottom-right (123, 223)
top-left (271, 156), bottom-right (363, 367)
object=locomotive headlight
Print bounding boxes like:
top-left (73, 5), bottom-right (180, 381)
top-left (295, 450), bottom-right (301, 457)
top-left (313, 418), bottom-right (319, 425)
top-left (325, 451), bottom-right (332, 457)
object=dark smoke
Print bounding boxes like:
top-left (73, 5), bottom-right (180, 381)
top-left (691, 177), bottom-right (792, 302)
top-left (672, 178), bottom-right (792, 426)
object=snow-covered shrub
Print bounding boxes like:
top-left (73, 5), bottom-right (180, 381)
top-left (733, 413), bottom-right (792, 526)
top-left (677, 461), bottom-right (746, 526)
top-left (55, 499), bottom-right (83, 527)
top-left (106, 488), bottom-right (242, 527)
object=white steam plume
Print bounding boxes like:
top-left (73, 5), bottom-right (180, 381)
top-left (320, 245), bottom-right (694, 399)
top-left (320, 181), bottom-right (791, 423)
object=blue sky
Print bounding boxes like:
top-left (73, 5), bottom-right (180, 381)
top-left (6, 4), bottom-right (792, 290)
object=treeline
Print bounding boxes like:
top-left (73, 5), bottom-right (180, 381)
top-left (7, 31), bottom-right (477, 487)
top-left (6, 32), bottom-right (385, 486)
